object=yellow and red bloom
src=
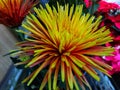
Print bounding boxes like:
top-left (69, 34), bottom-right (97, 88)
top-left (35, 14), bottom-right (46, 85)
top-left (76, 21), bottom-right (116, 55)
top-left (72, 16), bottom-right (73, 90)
top-left (0, 0), bottom-right (38, 27)
top-left (13, 3), bottom-right (114, 90)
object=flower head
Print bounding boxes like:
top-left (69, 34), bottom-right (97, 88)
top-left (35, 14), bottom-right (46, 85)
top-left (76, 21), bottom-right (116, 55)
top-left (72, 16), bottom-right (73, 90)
top-left (96, 0), bottom-right (120, 30)
top-left (13, 3), bottom-right (114, 90)
top-left (0, 0), bottom-right (38, 27)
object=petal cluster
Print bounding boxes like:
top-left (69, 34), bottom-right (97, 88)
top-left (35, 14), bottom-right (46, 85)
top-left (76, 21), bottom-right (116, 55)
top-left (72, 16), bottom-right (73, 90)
top-left (97, 0), bottom-right (120, 30)
top-left (98, 0), bottom-right (120, 13)
top-left (14, 3), bottom-right (114, 90)
top-left (104, 46), bottom-right (120, 74)
top-left (0, 0), bottom-right (38, 27)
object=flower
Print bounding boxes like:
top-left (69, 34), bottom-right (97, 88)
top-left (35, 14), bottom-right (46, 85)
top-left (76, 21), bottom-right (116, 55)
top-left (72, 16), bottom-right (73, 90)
top-left (13, 3), bottom-right (114, 90)
top-left (96, 0), bottom-right (120, 30)
top-left (84, 0), bottom-right (92, 8)
top-left (98, 0), bottom-right (120, 13)
top-left (0, 0), bottom-right (38, 27)
top-left (107, 15), bottom-right (120, 29)
top-left (104, 46), bottom-right (120, 74)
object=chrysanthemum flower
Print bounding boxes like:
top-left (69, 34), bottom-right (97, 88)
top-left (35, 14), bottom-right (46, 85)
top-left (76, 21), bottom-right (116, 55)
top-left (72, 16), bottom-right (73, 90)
top-left (13, 3), bottom-right (114, 90)
top-left (0, 0), bottom-right (38, 27)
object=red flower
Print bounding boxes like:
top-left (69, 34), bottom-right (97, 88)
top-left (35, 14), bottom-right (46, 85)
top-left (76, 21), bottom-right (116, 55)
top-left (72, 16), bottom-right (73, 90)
top-left (97, 1), bottom-right (120, 30)
top-left (84, 0), bottom-right (92, 8)
top-left (108, 15), bottom-right (120, 29)
top-left (0, 0), bottom-right (38, 27)
top-left (98, 1), bottom-right (120, 13)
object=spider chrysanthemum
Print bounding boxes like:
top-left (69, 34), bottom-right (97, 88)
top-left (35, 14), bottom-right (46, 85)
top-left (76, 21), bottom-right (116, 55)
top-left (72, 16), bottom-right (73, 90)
top-left (13, 3), bottom-right (114, 90)
top-left (0, 0), bottom-right (38, 27)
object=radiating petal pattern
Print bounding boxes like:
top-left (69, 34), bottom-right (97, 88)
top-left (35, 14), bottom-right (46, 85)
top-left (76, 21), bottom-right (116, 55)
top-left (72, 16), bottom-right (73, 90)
top-left (12, 3), bottom-right (114, 90)
top-left (0, 0), bottom-right (38, 27)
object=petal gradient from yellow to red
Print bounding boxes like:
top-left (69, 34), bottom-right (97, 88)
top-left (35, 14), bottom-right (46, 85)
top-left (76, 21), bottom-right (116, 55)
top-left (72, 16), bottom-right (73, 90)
top-left (0, 0), bottom-right (38, 27)
top-left (12, 3), bottom-right (114, 90)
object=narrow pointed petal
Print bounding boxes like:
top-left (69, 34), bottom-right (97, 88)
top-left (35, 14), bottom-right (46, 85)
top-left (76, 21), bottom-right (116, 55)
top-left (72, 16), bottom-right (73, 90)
top-left (53, 61), bottom-right (60, 90)
top-left (67, 67), bottom-right (73, 89)
top-left (61, 61), bottom-right (65, 82)
top-left (39, 73), bottom-right (48, 90)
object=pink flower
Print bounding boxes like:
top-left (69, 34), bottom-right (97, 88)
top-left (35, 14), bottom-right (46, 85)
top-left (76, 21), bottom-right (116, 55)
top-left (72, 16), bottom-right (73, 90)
top-left (104, 46), bottom-right (120, 74)
top-left (84, 0), bottom-right (92, 8)
top-left (95, 45), bottom-right (120, 75)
